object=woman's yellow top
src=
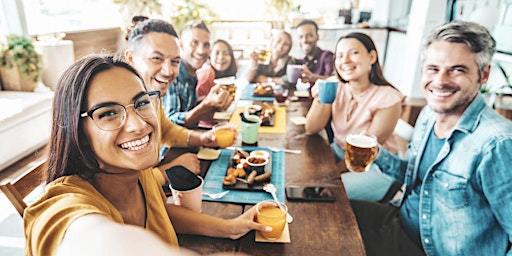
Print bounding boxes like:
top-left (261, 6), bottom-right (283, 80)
top-left (23, 169), bottom-right (179, 256)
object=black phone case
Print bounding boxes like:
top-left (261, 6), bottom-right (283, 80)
top-left (285, 186), bottom-right (335, 202)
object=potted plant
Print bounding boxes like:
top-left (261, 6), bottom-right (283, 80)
top-left (0, 35), bottom-right (43, 92)
top-left (265, 0), bottom-right (296, 29)
top-left (168, 0), bottom-right (218, 33)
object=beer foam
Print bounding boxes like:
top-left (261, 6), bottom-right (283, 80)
top-left (346, 134), bottom-right (377, 148)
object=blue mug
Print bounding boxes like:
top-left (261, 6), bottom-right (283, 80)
top-left (318, 79), bottom-right (339, 104)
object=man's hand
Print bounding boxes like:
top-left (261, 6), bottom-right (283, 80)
top-left (201, 84), bottom-right (233, 111)
top-left (300, 64), bottom-right (316, 84)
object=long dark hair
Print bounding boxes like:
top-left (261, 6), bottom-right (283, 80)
top-left (46, 54), bottom-right (145, 183)
top-left (335, 32), bottom-right (394, 88)
top-left (212, 39), bottom-right (237, 78)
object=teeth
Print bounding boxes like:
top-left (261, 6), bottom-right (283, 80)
top-left (155, 77), bottom-right (169, 84)
top-left (431, 89), bottom-right (454, 97)
top-left (120, 135), bottom-right (150, 150)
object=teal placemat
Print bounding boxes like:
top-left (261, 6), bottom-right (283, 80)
top-left (202, 147), bottom-right (285, 205)
top-left (240, 84), bottom-right (275, 102)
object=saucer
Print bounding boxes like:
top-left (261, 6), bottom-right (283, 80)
top-left (255, 223), bottom-right (290, 243)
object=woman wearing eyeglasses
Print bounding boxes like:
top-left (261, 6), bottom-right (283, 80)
top-left (23, 55), bottom-right (270, 256)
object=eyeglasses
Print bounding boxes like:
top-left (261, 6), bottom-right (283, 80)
top-left (80, 91), bottom-right (160, 131)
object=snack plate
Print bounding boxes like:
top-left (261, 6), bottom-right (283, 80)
top-left (260, 111), bottom-right (275, 126)
top-left (252, 83), bottom-right (275, 97)
top-left (240, 84), bottom-right (275, 101)
top-left (247, 103), bottom-right (275, 126)
top-left (222, 149), bottom-right (272, 191)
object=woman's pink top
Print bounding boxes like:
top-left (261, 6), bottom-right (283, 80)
top-left (331, 83), bottom-right (405, 154)
top-left (196, 64), bottom-right (215, 99)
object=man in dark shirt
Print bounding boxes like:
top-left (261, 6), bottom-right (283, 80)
top-left (296, 19), bottom-right (334, 85)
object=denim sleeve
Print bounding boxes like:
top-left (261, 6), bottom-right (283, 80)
top-left (374, 145), bottom-right (408, 183)
top-left (479, 137), bottom-right (512, 254)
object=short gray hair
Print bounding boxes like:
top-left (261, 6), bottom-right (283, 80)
top-left (423, 21), bottom-right (496, 71)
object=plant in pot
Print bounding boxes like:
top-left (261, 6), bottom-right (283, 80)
top-left (168, 0), bottom-right (218, 33)
top-left (0, 35), bottom-right (43, 92)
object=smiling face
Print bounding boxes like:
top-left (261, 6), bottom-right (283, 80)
top-left (421, 40), bottom-right (489, 117)
top-left (126, 32), bottom-right (181, 96)
top-left (272, 32), bottom-right (292, 59)
top-left (82, 67), bottom-right (160, 174)
top-left (210, 41), bottom-right (232, 72)
top-left (334, 38), bottom-right (376, 83)
top-left (180, 27), bottom-right (211, 72)
top-left (297, 23), bottom-right (318, 56)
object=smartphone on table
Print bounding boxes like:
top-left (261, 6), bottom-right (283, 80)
top-left (285, 185), bottom-right (336, 202)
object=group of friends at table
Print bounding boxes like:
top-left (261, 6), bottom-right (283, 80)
top-left (20, 13), bottom-right (512, 256)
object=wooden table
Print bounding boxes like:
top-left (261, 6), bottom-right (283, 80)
top-left (166, 98), bottom-right (366, 255)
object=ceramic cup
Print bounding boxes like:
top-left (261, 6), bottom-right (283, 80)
top-left (241, 114), bottom-right (262, 144)
top-left (317, 79), bottom-right (339, 104)
top-left (286, 64), bottom-right (302, 84)
top-left (170, 176), bottom-right (204, 212)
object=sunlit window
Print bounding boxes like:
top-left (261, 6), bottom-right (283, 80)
top-left (0, 3), bottom-right (6, 35)
top-left (21, 0), bottom-right (121, 35)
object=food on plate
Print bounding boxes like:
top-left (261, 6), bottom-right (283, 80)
top-left (246, 170), bottom-right (257, 185)
top-left (254, 172), bottom-right (271, 182)
top-left (258, 102), bottom-right (275, 125)
top-left (253, 82), bottom-right (274, 96)
top-left (223, 173), bottom-right (236, 185)
top-left (250, 150), bottom-right (270, 159)
top-left (246, 104), bottom-right (262, 116)
top-left (224, 149), bottom-right (271, 187)
top-left (247, 156), bottom-right (267, 164)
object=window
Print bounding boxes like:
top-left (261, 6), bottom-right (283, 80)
top-left (21, 0), bottom-right (121, 35)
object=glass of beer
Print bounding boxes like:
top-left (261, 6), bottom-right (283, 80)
top-left (345, 134), bottom-right (378, 172)
top-left (257, 48), bottom-right (272, 65)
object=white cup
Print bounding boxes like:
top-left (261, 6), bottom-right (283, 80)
top-left (170, 176), bottom-right (204, 212)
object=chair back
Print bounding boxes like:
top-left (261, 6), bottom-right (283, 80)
top-left (0, 159), bottom-right (46, 216)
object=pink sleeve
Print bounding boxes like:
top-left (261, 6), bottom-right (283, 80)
top-left (196, 65), bottom-right (216, 98)
top-left (369, 86), bottom-right (405, 112)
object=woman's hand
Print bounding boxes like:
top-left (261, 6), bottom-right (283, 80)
top-left (310, 82), bottom-right (319, 99)
top-left (224, 204), bottom-right (272, 240)
top-left (199, 123), bottom-right (238, 148)
top-left (249, 50), bottom-right (259, 69)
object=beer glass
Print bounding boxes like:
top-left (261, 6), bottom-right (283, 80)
top-left (257, 48), bottom-right (272, 65)
top-left (345, 134), bottom-right (378, 172)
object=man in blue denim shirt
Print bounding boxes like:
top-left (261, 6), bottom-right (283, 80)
top-left (163, 20), bottom-right (232, 128)
top-left (350, 21), bottom-right (512, 256)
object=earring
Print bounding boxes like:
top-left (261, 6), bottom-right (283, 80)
top-left (369, 65), bottom-right (372, 71)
